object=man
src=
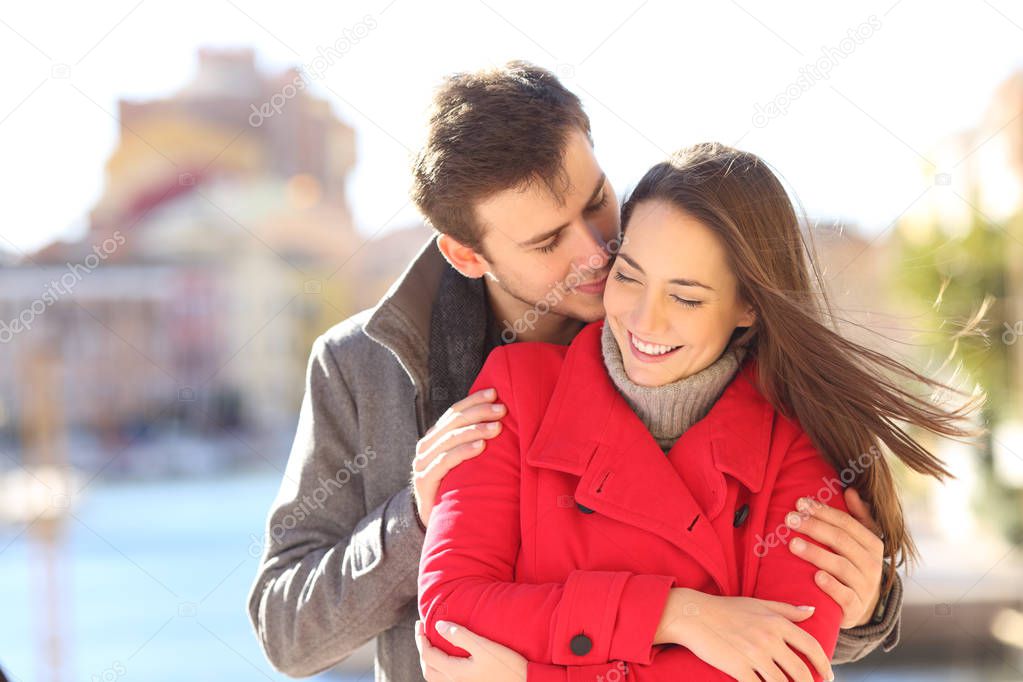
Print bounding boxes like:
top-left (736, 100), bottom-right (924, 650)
top-left (247, 61), bottom-right (901, 681)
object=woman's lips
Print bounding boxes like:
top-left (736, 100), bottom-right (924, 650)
top-left (627, 331), bottom-right (683, 363)
top-left (574, 275), bottom-right (608, 295)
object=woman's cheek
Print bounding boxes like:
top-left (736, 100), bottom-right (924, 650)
top-left (602, 282), bottom-right (626, 316)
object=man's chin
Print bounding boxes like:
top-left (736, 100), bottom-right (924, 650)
top-left (558, 300), bottom-right (606, 324)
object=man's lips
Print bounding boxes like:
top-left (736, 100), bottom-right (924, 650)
top-left (574, 275), bottom-right (608, 294)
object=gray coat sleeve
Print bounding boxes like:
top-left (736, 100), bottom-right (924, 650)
top-left (832, 571), bottom-right (903, 664)
top-left (246, 334), bottom-right (426, 677)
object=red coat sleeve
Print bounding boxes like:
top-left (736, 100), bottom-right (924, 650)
top-left (418, 346), bottom-right (677, 666)
top-left (741, 424), bottom-right (848, 671)
top-left (525, 424), bottom-right (848, 682)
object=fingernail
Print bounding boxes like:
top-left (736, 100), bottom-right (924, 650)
top-left (486, 422), bottom-right (500, 430)
top-left (785, 512), bottom-right (801, 527)
top-left (790, 537), bottom-right (805, 552)
top-left (797, 605), bottom-right (815, 612)
top-left (485, 389), bottom-right (496, 398)
top-left (796, 497), bottom-right (811, 512)
top-left (436, 620), bottom-right (452, 634)
top-left (816, 571), bottom-right (827, 584)
top-left (491, 403), bottom-right (504, 412)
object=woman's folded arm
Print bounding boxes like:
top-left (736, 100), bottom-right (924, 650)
top-left (418, 346), bottom-right (677, 666)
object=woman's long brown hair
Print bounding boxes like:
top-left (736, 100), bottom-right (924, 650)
top-left (620, 142), bottom-right (984, 599)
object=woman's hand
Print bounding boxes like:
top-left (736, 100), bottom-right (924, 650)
top-left (415, 619), bottom-right (527, 682)
top-left (411, 388), bottom-right (506, 527)
top-left (784, 489), bottom-right (887, 628)
top-left (656, 588), bottom-right (835, 682)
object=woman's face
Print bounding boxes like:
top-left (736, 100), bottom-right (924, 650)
top-left (602, 199), bottom-right (755, 387)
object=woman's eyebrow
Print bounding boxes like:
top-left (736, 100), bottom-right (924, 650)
top-left (617, 252), bottom-right (715, 291)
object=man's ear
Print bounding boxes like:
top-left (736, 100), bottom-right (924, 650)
top-left (437, 233), bottom-right (491, 279)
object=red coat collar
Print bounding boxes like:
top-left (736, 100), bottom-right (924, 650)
top-left (524, 320), bottom-right (775, 595)
top-left (526, 320), bottom-right (772, 490)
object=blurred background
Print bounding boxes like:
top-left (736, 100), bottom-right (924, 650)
top-left (1, 1), bottom-right (1022, 680)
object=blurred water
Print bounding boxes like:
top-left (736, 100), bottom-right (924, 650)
top-left (0, 472), bottom-right (364, 682)
top-left (0, 473), bottom-right (1015, 681)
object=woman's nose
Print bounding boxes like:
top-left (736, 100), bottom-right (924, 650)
top-left (629, 294), bottom-right (665, 336)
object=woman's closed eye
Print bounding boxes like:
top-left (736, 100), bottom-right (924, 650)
top-left (611, 271), bottom-right (703, 308)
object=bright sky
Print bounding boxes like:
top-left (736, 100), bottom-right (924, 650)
top-left (1, 0), bottom-right (1021, 256)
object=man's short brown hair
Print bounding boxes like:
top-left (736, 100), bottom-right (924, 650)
top-left (411, 60), bottom-right (592, 255)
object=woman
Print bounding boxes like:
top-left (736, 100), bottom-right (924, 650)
top-left (416, 143), bottom-right (977, 681)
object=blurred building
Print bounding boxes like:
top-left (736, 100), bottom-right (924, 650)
top-left (0, 48), bottom-right (432, 470)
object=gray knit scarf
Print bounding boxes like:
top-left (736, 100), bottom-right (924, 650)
top-left (425, 266), bottom-right (506, 429)
top-left (600, 321), bottom-right (747, 452)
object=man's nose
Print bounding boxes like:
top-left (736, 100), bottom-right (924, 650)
top-left (573, 221), bottom-right (611, 273)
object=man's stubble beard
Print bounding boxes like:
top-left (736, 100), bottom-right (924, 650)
top-left (484, 264), bottom-right (606, 327)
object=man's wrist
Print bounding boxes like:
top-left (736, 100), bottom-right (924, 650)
top-left (868, 568), bottom-right (892, 624)
top-left (409, 483), bottom-right (427, 533)
top-left (844, 566), bottom-right (892, 631)
top-left (869, 598), bottom-right (886, 625)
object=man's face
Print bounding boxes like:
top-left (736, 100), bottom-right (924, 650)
top-left (473, 128), bottom-right (620, 326)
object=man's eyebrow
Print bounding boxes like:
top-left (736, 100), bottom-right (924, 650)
top-left (519, 173), bottom-right (607, 248)
top-left (616, 252), bottom-right (715, 290)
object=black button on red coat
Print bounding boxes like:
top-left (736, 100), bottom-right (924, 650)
top-left (733, 503), bottom-right (750, 527)
top-left (569, 633), bottom-right (592, 656)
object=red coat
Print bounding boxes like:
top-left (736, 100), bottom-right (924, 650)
top-left (418, 320), bottom-right (848, 681)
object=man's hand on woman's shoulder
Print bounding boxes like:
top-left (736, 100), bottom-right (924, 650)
top-left (785, 487), bottom-right (887, 628)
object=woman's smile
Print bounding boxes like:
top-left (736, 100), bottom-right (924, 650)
top-left (627, 330), bottom-right (684, 363)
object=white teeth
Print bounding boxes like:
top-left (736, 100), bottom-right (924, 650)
top-left (630, 333), bottom-right (680, 356)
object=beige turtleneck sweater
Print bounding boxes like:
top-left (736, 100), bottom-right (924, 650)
top-left (599, 321), bottom-right (748, 453)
